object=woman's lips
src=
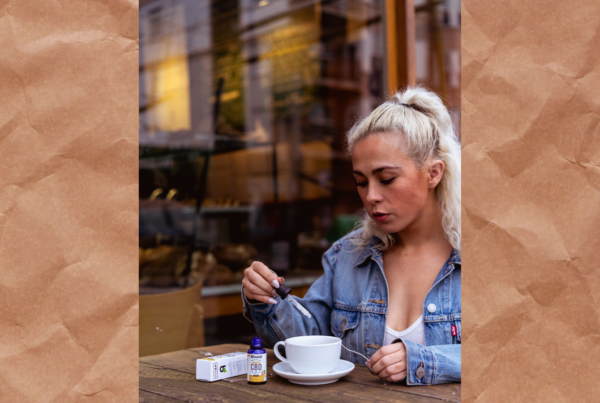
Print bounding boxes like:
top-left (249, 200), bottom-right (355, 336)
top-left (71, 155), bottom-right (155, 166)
top-left (372, 213), bottom-right (390, 222)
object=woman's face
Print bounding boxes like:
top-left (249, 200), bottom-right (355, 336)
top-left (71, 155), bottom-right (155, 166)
top-left (351, 133), bottom-right (443, 235)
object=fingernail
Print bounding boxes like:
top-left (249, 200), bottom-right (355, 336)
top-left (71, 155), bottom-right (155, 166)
top-left (268, 298), bottom-right (277, 304)
top-left (272, 280), bottom-right (280, 289)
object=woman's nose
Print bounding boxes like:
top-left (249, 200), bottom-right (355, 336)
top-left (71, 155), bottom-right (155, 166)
top-left (365, 185), bottom-right (383, 204)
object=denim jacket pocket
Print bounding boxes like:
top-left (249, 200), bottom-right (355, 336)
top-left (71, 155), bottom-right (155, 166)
top-left (330, 309), bottom-right (359, 339)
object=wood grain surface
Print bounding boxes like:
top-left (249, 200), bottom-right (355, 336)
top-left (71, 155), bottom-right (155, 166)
top-left (140, 344), bottom-right (460, 402)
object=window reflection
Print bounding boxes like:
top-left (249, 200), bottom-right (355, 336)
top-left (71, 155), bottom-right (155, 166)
top-left (139, 0), bottom-right (460, 348)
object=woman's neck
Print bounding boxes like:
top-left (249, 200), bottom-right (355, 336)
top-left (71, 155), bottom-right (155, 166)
top-left (393, 191), bottom-right (449, 253)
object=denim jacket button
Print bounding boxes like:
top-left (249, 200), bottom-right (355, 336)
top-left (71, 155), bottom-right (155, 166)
top-left (416, 367), bottom-right (426, 379)
top-left (427, 303), bottom-right (437, 313)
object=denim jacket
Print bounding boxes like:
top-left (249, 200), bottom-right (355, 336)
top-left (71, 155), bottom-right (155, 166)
top-left (242, 229), bottom-right (461, 386)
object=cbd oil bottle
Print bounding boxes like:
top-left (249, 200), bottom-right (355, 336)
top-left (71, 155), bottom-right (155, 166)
top-left (247, 337), bottom-right (267, 385)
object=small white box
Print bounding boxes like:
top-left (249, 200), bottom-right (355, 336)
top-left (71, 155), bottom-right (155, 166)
top-left (196, 352), bottom-right (247, 382)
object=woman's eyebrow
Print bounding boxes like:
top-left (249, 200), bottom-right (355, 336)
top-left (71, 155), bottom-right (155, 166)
top-left (353, 166), bottom-right (399, 176)
top-left (372, 165), bottom-right (399, 174)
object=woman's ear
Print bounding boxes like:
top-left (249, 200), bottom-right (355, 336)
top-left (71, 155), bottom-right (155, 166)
top-left (428, 160), bottom-right (445, 188)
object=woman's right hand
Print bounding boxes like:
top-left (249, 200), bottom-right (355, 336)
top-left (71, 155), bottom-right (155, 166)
top-left (242, 261), bottom-right (285, 304)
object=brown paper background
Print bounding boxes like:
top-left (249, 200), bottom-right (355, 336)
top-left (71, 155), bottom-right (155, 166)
top-left (0, 0), bottom-right (139, 401)
top-left (462, 0), bottom-right (600, 401)
top-left (2, 0), bottom-right (599, 400)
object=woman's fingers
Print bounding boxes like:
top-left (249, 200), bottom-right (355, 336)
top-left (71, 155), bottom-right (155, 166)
top-left (252, 261), bottom-right (282, 289)
top-left (368, 344), bottom-right (397, 369)
top-left (385, 371), bottom-right (407, 383)
top-left (247, 293), bottom-right (278, 305)
top-left (242, 277), bottom-right (272, 296)
top-left (246, 262), bottom-right (276, 292)
top-left (242, 278), bottom-right (277, 304)
top-left (377, 360), bottom-right (407, 379)
top-left (242, 261), bottom-right (283, 304)
top-left (246, 268), bottom-right (274, 294)
top-left (367, 345), bottom-right (407, 381)
top-left (370, 344), bottom-right (406, 375)
top-left (369, 343), bottom-right (406, 373)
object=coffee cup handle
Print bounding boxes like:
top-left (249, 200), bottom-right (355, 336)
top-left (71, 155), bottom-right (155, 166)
top-left (273, 341), bottom-right (288, 363)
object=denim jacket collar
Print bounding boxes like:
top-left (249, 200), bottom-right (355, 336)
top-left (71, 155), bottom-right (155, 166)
top-left (354, 239), bottom-right (380, 268)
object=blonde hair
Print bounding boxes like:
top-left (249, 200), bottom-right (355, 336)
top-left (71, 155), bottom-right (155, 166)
top-left (345, 86), bottom-right (461, 251)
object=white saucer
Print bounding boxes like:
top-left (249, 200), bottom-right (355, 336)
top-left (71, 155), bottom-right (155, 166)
top-left (272, 360), bottom-right (355, 385)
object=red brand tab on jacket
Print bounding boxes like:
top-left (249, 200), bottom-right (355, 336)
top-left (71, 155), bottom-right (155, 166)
top-left (451, 325), bottom-right (457, 336)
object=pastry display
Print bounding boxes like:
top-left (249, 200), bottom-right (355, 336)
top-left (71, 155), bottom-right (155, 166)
top-left (212, 243), bottom-right (257, 272)
top-left (139, 245), bottom-right (188, 287)
top-left (139, 244), bottom-right (250, 287)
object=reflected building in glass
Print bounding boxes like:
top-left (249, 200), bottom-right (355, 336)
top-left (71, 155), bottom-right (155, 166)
top-left (139, 0), bottom-right (460, 349)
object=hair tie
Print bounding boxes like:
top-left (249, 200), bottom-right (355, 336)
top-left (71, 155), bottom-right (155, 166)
top-left (401, 103), bottom-right (425, 114)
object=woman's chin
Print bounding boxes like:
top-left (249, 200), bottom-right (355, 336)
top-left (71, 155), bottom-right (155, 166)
top-left (373, 220), bottom-right (401, 233)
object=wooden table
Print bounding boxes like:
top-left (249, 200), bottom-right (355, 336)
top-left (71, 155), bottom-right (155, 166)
top-left (140, 344), bottom-right (461, 402)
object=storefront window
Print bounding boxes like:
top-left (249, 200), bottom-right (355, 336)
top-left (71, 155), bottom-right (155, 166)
top-left (139, 0), bottom-right (459, 350)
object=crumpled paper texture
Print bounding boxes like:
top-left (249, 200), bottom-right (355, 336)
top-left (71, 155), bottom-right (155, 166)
top-left (0, 0), bottom-right (139, 401)
top-left (462, 0), bottom-right (600, 401)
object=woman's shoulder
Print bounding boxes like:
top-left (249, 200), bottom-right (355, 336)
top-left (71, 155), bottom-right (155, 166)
top-left (327, 228), bottom-right (373, 262)
top-left (331, 228), bottom-right (364, 247)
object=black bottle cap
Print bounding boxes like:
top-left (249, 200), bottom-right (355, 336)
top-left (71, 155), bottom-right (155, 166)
top-left (275, 283), bottom-right (292, 300)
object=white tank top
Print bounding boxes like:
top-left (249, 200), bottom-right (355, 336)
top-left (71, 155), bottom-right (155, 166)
top-left (383, 315), bottom-right (425, 346)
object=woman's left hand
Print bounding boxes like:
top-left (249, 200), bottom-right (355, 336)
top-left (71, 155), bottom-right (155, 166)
top-left (366, 342), bottom-right (407, 382)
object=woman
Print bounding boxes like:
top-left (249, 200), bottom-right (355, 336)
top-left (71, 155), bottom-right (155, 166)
top-left (241, 87), bottom-right (461, 385)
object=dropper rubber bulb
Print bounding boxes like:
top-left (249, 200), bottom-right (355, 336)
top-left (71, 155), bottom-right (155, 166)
top-left (275, 283), bottom-right (292, 299)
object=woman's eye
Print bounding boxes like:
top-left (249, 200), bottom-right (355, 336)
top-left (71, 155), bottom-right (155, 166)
top-left (355, 181), bottom-right (368, 187)
top-left (380, 178), bottom-right (395, 185)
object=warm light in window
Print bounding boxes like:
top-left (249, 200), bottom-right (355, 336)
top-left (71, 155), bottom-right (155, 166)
top-left (151, 57), bottom-right (191, 132)
top-left (258, 0), bottom-right (269, 6)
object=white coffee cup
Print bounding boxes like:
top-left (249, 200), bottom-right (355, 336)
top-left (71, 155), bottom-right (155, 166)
top-left (273, 335), bottom-right (342, 375)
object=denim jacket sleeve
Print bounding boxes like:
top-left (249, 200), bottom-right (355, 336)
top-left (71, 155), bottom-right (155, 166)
top-left (241, 245), bottom-right (338, 348)
top-left (393, 338), bottom-right (461, 385)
